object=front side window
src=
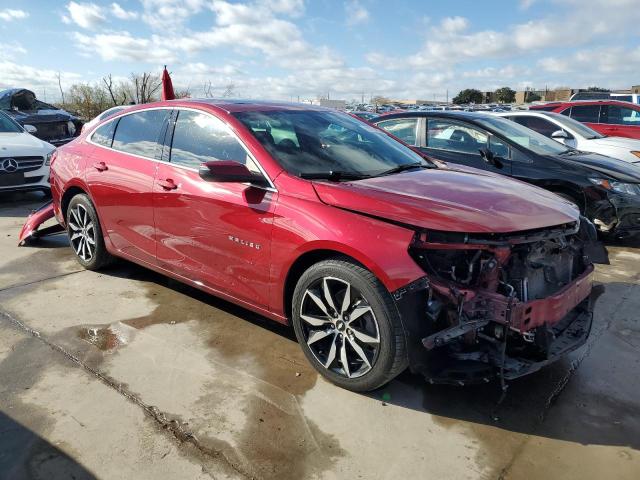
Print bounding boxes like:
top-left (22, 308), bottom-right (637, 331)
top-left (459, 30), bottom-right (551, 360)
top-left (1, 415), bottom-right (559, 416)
top-left (475, 116), bottom-right (569, 156)
top-left (92, 120), bottom-right (116, 147)
top-left (234, 110), bottom-right (430, 177)
top-left (112, 109), bottom-right (170, 158)
top-left (569, 105), bottom-right (601, 123)
top-left (604, 106), bottom-right (640, 125)
top-left (170, 110), bottom-right (259, 172)
top-left (427, 119), bottom-right (489, 155)
top-left (376, 118), bottom-right (419, 145)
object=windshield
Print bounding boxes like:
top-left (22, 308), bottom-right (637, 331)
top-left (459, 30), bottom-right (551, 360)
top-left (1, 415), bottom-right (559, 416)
top-left (476, 115), bottom-right (570, 156)
top-left (233, 109), bottom-right (430, 177)
top-left (0, 112), bottom-right (23, 133)
top-left (543, 112), bottom-right (604, 139)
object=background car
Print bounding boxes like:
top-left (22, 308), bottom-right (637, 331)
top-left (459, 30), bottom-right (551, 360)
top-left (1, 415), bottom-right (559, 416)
top-left (497, 110), bottom-right (640, 164)
top-left (529, 100), bottom-right (640, 139)
top-left (373, 110), bottom-right (640, 239)
top-left (32, 99), bottom-right (603, 391)
top-left (80, 105), bottom-right (129, 134)
top-left (349, 111), bottom-right (378, 122)
top-left (0, 88), bottom-right (82, 146)
top-left (0, 111), bottom-right (54, 194)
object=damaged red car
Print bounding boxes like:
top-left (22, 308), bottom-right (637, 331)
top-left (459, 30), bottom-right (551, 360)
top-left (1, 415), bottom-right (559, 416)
top-left (21, 100), bottom-right (608, 391)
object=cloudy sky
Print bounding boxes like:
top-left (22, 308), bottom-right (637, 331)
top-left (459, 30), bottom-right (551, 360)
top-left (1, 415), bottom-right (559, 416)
top-left (1, 0), bottom-right (639, 102)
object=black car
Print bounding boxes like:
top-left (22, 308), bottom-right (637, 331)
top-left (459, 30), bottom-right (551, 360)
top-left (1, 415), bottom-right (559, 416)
top-left (373, 111), bottom-right (640, 239)
top-left (0, 88), bottom-right (82, 146)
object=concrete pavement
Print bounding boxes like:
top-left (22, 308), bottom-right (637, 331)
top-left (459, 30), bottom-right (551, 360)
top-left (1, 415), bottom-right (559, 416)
top-left (1, 191), bottom-right (639, 479)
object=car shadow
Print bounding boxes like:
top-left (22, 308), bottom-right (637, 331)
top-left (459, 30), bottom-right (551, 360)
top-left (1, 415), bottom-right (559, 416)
top-left (0, 411), bottom-right (97, 479)
top-left (0, 191), bottom-right (50, 219)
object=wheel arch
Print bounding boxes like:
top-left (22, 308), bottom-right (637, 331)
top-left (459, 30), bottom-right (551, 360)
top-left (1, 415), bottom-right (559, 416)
top-left (60, 185), bottom-right (88, 223)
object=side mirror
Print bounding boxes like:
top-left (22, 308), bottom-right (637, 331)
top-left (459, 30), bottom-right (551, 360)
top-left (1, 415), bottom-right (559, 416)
top-left (198, 160), bottom-right (267, 186)
top-left (24, 124), bottom-right (37, 134)
top-left (551, 129), bottom-right (569, 140)
top-left (479, 148), bottom-right (504, 169)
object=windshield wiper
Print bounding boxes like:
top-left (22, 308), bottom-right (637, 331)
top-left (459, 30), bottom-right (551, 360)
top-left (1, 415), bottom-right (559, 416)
top-left (299, 171), bottom-right (371, 181)
top-left (378, 162), bottom-right (432, 176)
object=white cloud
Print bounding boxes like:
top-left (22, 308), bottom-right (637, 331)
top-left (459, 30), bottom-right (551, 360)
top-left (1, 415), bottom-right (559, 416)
top-left (73, 31), bottom-right (177, 63)
top-left (0, 41), bottom-right (27, 61)
top-left (0, 61), bottom-right (81, 97)
top-left (141, 0), bottom-right (206, 30)
top-left (64, 2), bottom-right (106, 29)
top-left (111, 2), bottom-right (138, 20)
top-left (0, 9), bottom-right (29, 21)
top-left (345, 0), bottom-right (369, 26)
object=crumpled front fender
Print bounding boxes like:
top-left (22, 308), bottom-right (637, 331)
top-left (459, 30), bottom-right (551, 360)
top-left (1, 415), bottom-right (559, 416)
top-left (18, 201), bottom-right (65, 246)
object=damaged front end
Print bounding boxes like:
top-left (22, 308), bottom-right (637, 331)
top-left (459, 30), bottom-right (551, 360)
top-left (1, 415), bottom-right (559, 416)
top-left (18, 201), bottom-right (64, 245)
top-left (395, 217), bottom-right (609, 386)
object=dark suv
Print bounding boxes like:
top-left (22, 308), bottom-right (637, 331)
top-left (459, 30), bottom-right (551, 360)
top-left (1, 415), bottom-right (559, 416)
top-left (374, 111), bottom-right (640, 239)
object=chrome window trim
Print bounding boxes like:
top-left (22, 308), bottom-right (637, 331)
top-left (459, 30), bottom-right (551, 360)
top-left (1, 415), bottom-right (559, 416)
top-left (87, 105), bottom-right (277, 192)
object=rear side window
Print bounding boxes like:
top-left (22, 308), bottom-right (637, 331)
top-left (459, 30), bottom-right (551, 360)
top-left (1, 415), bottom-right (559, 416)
top-left (170, 110), bottom-right (257, 171)
top-left (376, 118), bottom-right (419, 145)
top-left (91, 120), bottom-right (116, 147)
top-left (112, 109), bottom-right (170, 159)
top-left (569, 105), bottom-right (601, 123)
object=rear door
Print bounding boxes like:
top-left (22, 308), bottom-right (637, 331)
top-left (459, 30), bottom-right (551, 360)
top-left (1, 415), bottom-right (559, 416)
top-left (421, 117), bottom-right (512, 175)
top-left (86, 108), bottom-right (170, 265)
top-left (599, 104), bottom-right (640, 139)
top-left (153, 108), bottom-right (277, 308)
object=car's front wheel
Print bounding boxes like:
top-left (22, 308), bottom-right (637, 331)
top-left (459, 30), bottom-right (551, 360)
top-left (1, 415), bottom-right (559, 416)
top-left (292, 258), bottom-right (407, 392)
top-left (66, 193), bottom-right (113, 270)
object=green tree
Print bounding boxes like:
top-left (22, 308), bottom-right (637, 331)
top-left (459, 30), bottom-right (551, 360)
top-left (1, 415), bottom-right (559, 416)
top-left (494, 86), bottom-right (516, 103)
top-left (526, 92), bottom-right (541, 102)
top-left (452, 88), bottom-right (483, 104)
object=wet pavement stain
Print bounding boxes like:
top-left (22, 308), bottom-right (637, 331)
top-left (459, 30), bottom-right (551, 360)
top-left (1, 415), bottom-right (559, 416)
top-left (94, 264), bottom-right (345, 478)
top-left (77, 325), bottom-right (132, 353)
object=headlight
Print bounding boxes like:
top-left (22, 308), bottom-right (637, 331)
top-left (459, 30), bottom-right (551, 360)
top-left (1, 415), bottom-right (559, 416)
top-left (631, 151), bottom-right (640, 159)
top-left (67, 121), bottom-right (76, 136)
top-left (589, 178), bottom-right (640, 195)
top-left (45, 150), bottom-right (55, 166)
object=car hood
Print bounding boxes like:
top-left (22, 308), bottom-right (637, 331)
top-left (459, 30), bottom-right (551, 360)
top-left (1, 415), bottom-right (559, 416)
top-left (588, 136), bottom-right (640, 149)
top-left (312, 167), bottom-right (579, 233)
top-left (6, 109), bottom-right (78, 124)
top-left (0, 132), bottom-right (54, 155)
top-left (552, 151), bottom-right (640, 183)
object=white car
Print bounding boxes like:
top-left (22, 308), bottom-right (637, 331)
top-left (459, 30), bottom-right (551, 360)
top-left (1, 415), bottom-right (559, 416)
top-left (80, 105), bottom-right (128, 134)
top-left (497, 111), bottom-right (640, 165)
top-left (0, 111), bottom-right (55, 194)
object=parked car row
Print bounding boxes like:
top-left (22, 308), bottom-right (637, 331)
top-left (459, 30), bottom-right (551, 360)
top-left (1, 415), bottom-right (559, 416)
top-left (373, 110), bottom-right (640, 239)
top-left (20, 99), bottom-right (609, 393)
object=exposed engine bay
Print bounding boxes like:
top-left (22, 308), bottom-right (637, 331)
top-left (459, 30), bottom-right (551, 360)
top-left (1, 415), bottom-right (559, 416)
top-left (395, 217), bottom-right (609, 386)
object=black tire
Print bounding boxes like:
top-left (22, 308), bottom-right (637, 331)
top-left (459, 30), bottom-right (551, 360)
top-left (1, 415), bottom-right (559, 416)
top-left (66, 193), bottom-right (113, 270)
top-left (291, 258), bottom-right (408, 392)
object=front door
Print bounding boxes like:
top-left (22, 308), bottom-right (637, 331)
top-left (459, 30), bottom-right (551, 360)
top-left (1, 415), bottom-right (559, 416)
top-left (86, 108), bottom-right (170, 265)
top-left (421, 118), bottom-right (513, 175)
top-left (153, 108), bottom-right (277, 308)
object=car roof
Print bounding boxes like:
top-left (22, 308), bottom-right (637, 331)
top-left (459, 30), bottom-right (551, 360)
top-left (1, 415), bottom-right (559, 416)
top-left (135, 98), bottom-right (333, 114)
top-left (372, 110), bottom-right (495, 122)
top-left (533, 99), bottom-right (640, 109)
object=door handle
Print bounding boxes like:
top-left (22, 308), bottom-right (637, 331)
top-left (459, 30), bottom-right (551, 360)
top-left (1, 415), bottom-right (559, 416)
top-left (93, 161), bottom-right (108, 172)
top-left (158, 178), bottom-right (178, 190)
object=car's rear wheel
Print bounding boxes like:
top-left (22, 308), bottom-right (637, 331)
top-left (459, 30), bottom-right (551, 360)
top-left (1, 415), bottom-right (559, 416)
top-left (292, 258), bottom-right (407, 392)
top-left (66, 194), bottom-right (113, 270)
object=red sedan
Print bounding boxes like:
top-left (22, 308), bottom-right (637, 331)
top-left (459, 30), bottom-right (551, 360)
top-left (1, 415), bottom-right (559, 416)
top-left (26, 99), bottom-right (606, 391)
top-left (530, 100), bottom-right (640, 139)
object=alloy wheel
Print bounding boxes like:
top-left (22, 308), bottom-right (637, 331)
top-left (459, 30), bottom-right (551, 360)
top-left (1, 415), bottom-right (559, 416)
top-left (68, 204), bottom-right (96, 262)
top-left (300, 276), bottom-right (380, 378)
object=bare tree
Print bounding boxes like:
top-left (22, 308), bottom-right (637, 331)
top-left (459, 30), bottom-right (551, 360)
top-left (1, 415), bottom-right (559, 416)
top-left (130, 71), bottom-right (162, 104)
top-left (56, 72), bottom-right (65, 106)
top-left (203, 80), bottom-right (215, 98)
top-left (221, 82), bottom-right (236, 98)
top-left (102, 74), bottom-right (129, 106)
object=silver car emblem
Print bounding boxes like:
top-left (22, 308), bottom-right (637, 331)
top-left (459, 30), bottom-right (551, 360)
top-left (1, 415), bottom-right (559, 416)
top-left (0, 158), bottom-right (18, 173)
